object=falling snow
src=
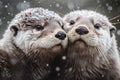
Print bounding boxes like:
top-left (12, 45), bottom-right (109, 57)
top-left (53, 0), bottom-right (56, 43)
top-left (55, 67), bottom-right (60, 72)
top-left (49, 4), bottom-right (52, 7)
top-left (106, 3), bottom-right (113, 11)
top-left (17, 1), bottom-right (30, 11)
top-left (57, 73), bottom-right (60, 76)
top-left (7, 21), bottom-right (10, 24)
top-left (107, 6), bottom-right (112, 11)
top-left (68, 67), bottom-right (72, 72)
top-left (46, 64), bottom-right (49, 67)
top-left (67, 1), bottom-right (74, 10)
top-left (62, 56), bottom-right (66, 60)
top-left (96, 0), bottom-right (100, 3)
top-left (56, 3), bottom-right (60, 8)
top-left (101, 75), bottom-right (104, 77)
top-left (106, 3), bottom-right (109, 6)
top-left (5, 5), bottom-right (8, 8)
top-left (117, 30), bottom-right (120, 35)
top-left (0, 19), bottom-right (2, 25)
top-left (117, 19), bottom-right (120, 22)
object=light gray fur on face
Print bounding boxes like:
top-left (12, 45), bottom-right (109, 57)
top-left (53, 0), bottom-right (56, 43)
top-left (63, 10), bottom-right (116, 50)
top-left (0, 8), bottom-right (68, 55)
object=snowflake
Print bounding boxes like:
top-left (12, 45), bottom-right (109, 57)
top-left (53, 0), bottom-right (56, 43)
top-left (55, 67), bottom-right (60, 72)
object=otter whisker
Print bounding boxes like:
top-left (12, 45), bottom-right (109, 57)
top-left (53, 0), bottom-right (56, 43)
top-left (112, 22), bottom-right (120, 25)
top-left (109, 15), bottom-right (120, 21)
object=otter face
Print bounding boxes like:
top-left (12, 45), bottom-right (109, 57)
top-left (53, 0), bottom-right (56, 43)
top-left (63, 10), bottom-right (116, 50)
top-left (9, 8), bottom-right (68, 56)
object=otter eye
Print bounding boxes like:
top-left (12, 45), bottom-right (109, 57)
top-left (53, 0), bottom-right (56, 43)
top-left (35, 25), bottom-right (44, 31)
top-left (94, 23), bottom-right (101, 29)
top-left (70, 20), bottom-right (75, 25)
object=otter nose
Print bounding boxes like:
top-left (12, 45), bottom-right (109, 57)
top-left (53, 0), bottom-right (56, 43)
top-left (55, 31), bottom-right (66, 40)
top-left (75, 26), bottom-right (89, 35)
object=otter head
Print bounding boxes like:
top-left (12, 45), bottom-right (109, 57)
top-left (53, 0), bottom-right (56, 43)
top-left (63, 10), bottom-right (116, 56)
top-left (6, 8), bottom-right (68, 59)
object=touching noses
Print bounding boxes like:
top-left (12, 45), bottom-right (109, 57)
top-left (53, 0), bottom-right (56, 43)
top-left (55, 31), bottom-right (66, 40)
top-left (75, 26), bottom-right (89, 35)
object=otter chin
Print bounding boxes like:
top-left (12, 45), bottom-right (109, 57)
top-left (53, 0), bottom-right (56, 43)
top-left (52, 44), bottom-right (63, 52)
top-left (74, 39), bottom-right (87, 48)
top-left (0, 8), bottom-right (68, 80)
top-left (61, 10), bottom-right (120, 80)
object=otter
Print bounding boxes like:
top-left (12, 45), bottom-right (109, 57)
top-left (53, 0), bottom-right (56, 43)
top-left (60, 10), bottom-right (120, 80)
top-left (0, 8), bottom-right (68, 80)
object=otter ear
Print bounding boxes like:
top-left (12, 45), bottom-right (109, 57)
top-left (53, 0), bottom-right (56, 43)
top-left (110, 26), bottom-right (116, 37)
top-left (10, 25), bottom-right (18, 36)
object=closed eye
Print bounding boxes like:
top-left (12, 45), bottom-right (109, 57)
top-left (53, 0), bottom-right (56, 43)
top-left (57, 21), bottom-right (64, 29)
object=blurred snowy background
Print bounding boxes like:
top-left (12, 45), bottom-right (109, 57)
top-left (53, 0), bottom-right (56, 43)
top-left (0, 0), bottom-right (120, 47)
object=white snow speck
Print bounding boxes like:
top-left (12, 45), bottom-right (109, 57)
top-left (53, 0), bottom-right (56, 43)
top-left (7, 21), bottom-right (10, 24)
top-left (96, 0), bottom-right (100, 3)
top-left (23, 0), bottom-right (26, 3)
top-left (10, 58), bottom-right (17, 65)
top-left (102, 75), bottom-right (104, 77)
top-left (68, 67), bottom-right (72, 72)
top-left (117, 19), bottom-right (120, 22)
top-left (49, 4), bottom-right (52, 7)
top-left (67, 1), bottom-right (74, 10)
top-left (62, 56), bottom-right (66, 60)
top-left (57, 73), bottom-right (60, 76)
top-left (5, 5), bottom-right (8, 8)
top-left (117, 30), bottom-right (120, 35)
top-left (107, 6), bottom-right (112, 11)
top-left (8, 12), bottom-right (11, 15)
top-left (17, 1), bottom-right (30, 11)
top-left (105, 3), bottom-right (109, 7)
top-left (55, 67), bottom-right (60, 72)
top-left (77, 6), bottom-right (80, 9)
top-left (38, 1), bottom-right (41, 3)
top-left (0, 19), bottom-right (2, 25)
top-left (46, 64), bottom-right (49, 67)
top-left (81, 68), bottom-right (84, 71)
top-left (56, 3), bottom-right (60, 8)
top-left (105, 3), bottom-right (112, 11)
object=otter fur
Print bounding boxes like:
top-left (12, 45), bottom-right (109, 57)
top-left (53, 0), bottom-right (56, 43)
top-left (0, 8), bottom-right (68, 80)
top-left (61, 10), bottom-right (120, 80)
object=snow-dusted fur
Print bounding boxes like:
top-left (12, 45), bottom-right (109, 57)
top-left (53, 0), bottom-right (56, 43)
top-left (0, 8), bottom-right (68, 80)
top-left (61, 10), bottom-right (120, 80)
